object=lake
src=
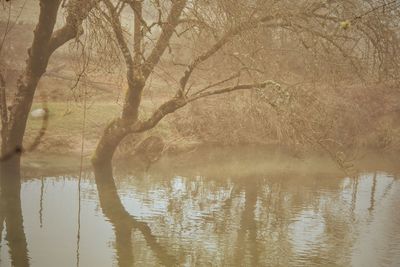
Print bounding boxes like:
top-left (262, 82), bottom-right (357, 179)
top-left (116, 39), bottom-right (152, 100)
top-left (1, 147), bottom-right (399, 266)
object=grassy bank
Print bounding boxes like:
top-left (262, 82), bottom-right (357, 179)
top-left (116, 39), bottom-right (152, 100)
top-left (25, 102), bottom-right (120, 155)
top-left (24, 101), bottom-right (196, 157)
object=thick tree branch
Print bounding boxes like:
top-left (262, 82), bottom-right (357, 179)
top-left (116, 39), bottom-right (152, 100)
top-left (130, 0), bottom-right (143, 68)
top-left (142, 0), bottom-right (187, 79)
top-left (188, 81), bottom-right (272, 102)
top-left (49, 0), bottom-right (99, 54)
top-left (130, 97), bottom-right (187, 133)
top-left (130, 81), bottom-right (274, 133)
top-left (103, 0), bottom-right (134, 75)
top-left (103, 0), bottom-right (146, 121)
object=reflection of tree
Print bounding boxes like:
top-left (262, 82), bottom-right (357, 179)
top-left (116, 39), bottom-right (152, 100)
top-left (310, 174), bottom-right (396, 266)
top-left (368, 172), bottom-right (377, 213)
top-left (234, 179), bottom-right (260, 266)
top-left (351, 176), bottom-right (359, 218)
top-left (0, 170), bottom-right (29, 267)
top-left (260, 179), bottom-right (293, 266)
top-left (0, 193), bottom-right (4, 252)
top-left (39, 176), bottom-right (44, 228)
top-left (111, 164), bottom-right (397, 266)
top-left (94, 164), bottom-right (177, 266)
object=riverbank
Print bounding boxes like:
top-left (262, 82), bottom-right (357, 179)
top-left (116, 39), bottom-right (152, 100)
top-left (20, 144), bottom-right (400, 180)
top-left (19, 99), bottom-right (400, 180)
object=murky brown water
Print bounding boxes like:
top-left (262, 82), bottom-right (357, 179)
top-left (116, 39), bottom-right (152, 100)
top-left (1, 147), bottom-right (400, 266)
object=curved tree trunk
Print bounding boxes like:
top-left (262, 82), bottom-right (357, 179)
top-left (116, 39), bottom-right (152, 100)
top-left (92, 0), bottom-right (271, 173)
top-left (92, 120), bottom-right (128, 168)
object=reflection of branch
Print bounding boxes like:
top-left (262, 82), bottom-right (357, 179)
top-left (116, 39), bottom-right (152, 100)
top-left (0, 194), bottom-right (4, 248)
top-left (368, 172), bottom-right (377, 213)
top-left (39, 176), bottom-right (44, 228)
top-left (94, 165), bottom-right (178, 266)
top-left (379, 178), bottom-right (395, 203)
top-left (350, 176), bottom-right (358, 218)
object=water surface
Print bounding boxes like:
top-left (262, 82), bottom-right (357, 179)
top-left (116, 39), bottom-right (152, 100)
top-left (1, 148), bottom-right (399, 266)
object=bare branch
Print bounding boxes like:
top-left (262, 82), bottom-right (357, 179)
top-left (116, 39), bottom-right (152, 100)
top-left (103, 0), bottom-right (134, 76)
top-left (142, 0), bottom-right (187, 79)
top-left (191, 71), bottom-right (241, 96)
top-left (0, 0), bottom-right (28, 55)
top-left (49, 0), bottom-right (99, 54)
top-left (130, 0), bottom-right (143, 68)
top-left (178, 15), bottom-right (281, 94)
top-left (188, 81), bottom-right (274, 102)
top-left (130, 80), bottom-right (275, 134)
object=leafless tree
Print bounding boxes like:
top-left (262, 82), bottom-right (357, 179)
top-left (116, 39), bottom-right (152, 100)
top-left (90, 0), bottom-right (296, 168)
top-left (89, 0), bottom-right (400, 174)
top-left (0, 0), bottom-right (96, 181)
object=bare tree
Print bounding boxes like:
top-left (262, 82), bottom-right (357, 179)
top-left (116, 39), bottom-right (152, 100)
top-left (91, 0), bottom-right (288, 168)
top-left (0, 0), bottom-right (96, 181)
top-left (90, 0), bottom-right (400, 172)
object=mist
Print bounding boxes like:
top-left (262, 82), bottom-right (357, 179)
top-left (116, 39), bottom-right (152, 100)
top-left (1, 0), bottom-right (400, 266)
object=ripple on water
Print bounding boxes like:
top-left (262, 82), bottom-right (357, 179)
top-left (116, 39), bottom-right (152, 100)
top-left (1, 168), bottom-right (399, 266)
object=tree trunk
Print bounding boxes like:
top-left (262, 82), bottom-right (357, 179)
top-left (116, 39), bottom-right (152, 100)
top-left (92, 120), bottom-right (128, 168)
top-left (0, 156), bottom-right (21, 196)
top-left (1, 0), bottom-right (95, 176)
top-left (1, 0), bottom-right (62, 176)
